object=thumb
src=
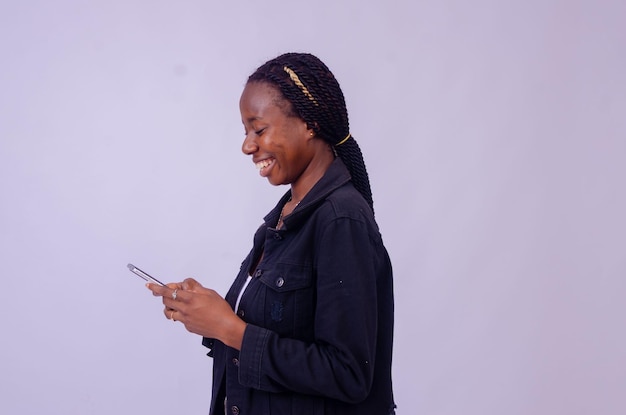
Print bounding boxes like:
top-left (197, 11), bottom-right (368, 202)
top-left (182, 277), bottom-right (202, 291)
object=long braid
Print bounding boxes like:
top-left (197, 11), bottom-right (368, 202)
top-left (247, 53), bottom-right (375, 214)
top-left (335, 139), bottom-right (374, 210)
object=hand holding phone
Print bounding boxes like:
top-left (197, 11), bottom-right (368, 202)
top-left (127, 263), bottom-right (165, 286)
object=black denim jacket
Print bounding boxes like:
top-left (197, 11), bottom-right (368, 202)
top-left (204, 158), bottom-right (396, 415)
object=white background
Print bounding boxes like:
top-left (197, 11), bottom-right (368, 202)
top-left (1, 1), bottom-right (624, 414)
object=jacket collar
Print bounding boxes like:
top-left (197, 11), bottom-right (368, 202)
top-left (263, 158), bottom-right (352, 231)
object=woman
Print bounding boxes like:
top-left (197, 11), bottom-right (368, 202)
top-left (148, 52), bottom-right (396, 415)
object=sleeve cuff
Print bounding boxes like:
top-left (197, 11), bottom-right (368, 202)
top-left (201, 337), bottom-right (215, 358)
top-left (238, 324), bottom-right (270, 388)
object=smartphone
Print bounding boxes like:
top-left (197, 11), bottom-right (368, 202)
top-left (127, 263), bottom-right (166, 286)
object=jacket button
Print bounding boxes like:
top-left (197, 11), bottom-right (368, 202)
top-left (231, 405), bottom-right (240, 415)
top-left (232, 358), bottom-right (239, 366)
top-left (255, 269), bottom-right (262, 277)
top-left (238, 309), bottom-right (245, 317)
top-left (275, 277), bottom-right (285, 288)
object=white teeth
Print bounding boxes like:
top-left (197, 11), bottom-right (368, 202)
top-left (255, 159), bottom-right (273, 170)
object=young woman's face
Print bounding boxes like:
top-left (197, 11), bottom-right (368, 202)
top-left (240, 82), bottom-right (314, 186)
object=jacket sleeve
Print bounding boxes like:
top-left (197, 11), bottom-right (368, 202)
top-left (202, 337), bottom-right (216, 357)
top-left (237, 215), bottom-right (380, 403)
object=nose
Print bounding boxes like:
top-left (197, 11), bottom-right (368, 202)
top-left (242, 132), bottom-right (258, 155)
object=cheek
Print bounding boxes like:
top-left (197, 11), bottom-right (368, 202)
top-left (262, 132), bottom-right (290, 156)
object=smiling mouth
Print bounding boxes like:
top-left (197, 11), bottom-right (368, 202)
top-left (256, 159), bottom-right (274, 170)
top-left (255, 158), bottom-right (275, 176)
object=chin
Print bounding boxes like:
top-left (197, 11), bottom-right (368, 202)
top-left (266, 177), bottom-right (283, 186)
top-left (267, 175), bottom-right (291, 187)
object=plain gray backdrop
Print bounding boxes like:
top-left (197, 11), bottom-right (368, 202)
top-left (1, 1), bottom-right (624, 414)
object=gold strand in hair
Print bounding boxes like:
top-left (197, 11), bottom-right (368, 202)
top-left (283, 66), bottom-right (318, 105)
top-left (335, 133), bottom-right (351, 146)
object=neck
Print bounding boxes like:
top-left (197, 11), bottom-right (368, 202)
top-left (289, 144), bottom-right (334, 203)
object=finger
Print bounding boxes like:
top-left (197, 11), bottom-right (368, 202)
top-left (148, 283), bottom-right (180, 298)
top-left (162, 287), bottom-right (193, 306)
top-left (162, 288), bottom-right (189, 310)
top-left (163, 307), bottom-right (176, 321)
top-left (163, 292), bottom-right (189, 311)
top-left (163, 307), bottom-right (183, 323)
top-left (146, 283), bottom-right (171, 297)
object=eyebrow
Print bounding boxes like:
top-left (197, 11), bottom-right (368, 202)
top-left (245, 116), bottom-right (268, 125)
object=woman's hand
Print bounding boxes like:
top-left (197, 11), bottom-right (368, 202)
top-left (146, 278), bottom-right (246, 350)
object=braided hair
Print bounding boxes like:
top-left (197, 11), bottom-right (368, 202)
top-left (247, 52), bottom-right (375, 213)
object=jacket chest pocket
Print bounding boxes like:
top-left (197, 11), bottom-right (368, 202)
top-left (257, 263), bottom-right (315, 336)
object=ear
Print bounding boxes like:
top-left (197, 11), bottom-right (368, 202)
top-left (305, 121), bottom-right (320, 139)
